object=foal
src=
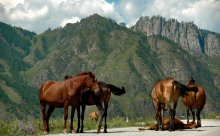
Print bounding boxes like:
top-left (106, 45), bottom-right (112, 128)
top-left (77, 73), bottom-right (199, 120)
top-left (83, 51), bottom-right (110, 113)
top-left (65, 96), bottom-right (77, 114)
top-left (151, 78), bottom-right (197, 131)
top-left (182, 78), bottom-right (206, 127)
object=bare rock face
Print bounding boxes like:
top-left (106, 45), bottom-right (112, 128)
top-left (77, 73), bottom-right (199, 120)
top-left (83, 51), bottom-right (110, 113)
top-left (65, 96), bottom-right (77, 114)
top-left (132, 16), bottom-right (220, 57)
top-left (204, 33), bottom-right (220, 57)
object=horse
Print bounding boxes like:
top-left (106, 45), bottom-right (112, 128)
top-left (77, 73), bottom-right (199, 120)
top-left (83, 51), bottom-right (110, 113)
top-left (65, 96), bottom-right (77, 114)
top-left (139, 117), bottom-right (197, 131)
top-left (39, 72), bottom-right (101, 134)
top-left (89, 111), bottom-right (99, 122)
top-left (64, 75), bottom-right (126, 133)
top-left (182, 78), bottom-right (206, 127)
top-left (151, 78), bottom-right (198, 131)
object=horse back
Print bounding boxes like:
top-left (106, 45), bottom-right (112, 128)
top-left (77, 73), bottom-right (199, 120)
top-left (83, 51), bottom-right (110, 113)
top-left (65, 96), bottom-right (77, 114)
top-left (151, 78), bottom-right (175, 104)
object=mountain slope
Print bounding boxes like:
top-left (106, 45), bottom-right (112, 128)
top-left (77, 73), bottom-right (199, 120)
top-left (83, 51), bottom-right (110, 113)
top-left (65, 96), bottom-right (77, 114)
top-left (0, 14), bottom-right (220, 120)
top-left (0, 22), bottom-right (38, 120)
top-left (22, 14), bottom-right (220, 118)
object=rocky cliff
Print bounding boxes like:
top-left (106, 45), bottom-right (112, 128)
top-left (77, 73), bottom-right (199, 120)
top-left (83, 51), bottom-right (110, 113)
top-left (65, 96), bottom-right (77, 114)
top-left (132, 16), bottom-right (220, 57)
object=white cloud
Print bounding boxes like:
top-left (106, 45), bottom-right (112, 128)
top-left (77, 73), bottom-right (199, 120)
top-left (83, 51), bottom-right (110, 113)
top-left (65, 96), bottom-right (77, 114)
top-left (60, 16), bottom-right (80, 27)
top-left (9, 5), bottom-right (49, 21)
top-left (0, 0), bottom-right (220, 34)
top-left (0, 0), bottom-right (24, 11)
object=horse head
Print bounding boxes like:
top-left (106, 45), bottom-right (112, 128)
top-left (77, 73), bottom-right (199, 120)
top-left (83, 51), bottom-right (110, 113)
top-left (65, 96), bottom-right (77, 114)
top-left (85, 73), bottom-right (101, 95)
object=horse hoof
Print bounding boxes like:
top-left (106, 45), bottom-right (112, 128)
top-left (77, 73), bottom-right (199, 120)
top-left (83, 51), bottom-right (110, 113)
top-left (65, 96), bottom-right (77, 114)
top-left (71, 130), bottom-right (77, 133)
top-left (97, 130), bottom-right (101, 133)
top-left (63, 129), bottom-right (68, 134)
top-left (103, 130), bottom-right (107, 133)
top-left (43, 131), bottom-right (48, 135)
top-left (80, 130), bottom-right (84, 133)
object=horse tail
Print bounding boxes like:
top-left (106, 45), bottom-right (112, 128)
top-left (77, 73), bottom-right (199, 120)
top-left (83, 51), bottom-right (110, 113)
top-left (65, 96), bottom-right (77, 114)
top-left (107, 84), bottom-right (126, 96)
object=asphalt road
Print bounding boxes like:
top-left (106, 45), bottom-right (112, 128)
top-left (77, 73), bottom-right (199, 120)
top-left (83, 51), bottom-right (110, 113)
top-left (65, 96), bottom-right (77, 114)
top-left (47, 119), bottom-right (220, 136)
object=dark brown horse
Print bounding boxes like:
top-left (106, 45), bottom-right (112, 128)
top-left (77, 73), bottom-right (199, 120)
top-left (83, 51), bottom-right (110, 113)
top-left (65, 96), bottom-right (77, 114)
top-left (182, 78), bottom-right (206, 127)
top-left (39, 72), bottom-right (101, 134)
top-left (151, 78), bottom-right (198, 131)
top-left (64, 75), bottom-right (126, 133)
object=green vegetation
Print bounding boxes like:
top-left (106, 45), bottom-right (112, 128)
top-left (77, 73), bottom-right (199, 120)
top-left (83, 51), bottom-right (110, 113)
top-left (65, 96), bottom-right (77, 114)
top-left (0, 117), bottom-right (154, 136)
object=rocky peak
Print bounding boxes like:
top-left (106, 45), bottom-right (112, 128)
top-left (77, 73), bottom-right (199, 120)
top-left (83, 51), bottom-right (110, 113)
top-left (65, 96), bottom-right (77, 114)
top-left (132, 16), bottom-right (220, 57)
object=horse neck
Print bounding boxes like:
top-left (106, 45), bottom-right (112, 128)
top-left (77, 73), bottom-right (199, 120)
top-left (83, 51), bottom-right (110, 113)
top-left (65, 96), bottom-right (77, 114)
top-left (69, 75), bottom-right (88, 94)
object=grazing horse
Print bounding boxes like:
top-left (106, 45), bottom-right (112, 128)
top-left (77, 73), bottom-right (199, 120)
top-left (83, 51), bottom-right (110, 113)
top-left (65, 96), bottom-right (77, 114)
top-left (182, 78), bottom-right (206, 127)
top-left (89, 112), bottom-right (99, 122)
top-left (39, 72), bottom-right (101, 134)
top-left (64, 75), bottom-right (126, 133)
top-left (151, 78), bottom-right (198, 131)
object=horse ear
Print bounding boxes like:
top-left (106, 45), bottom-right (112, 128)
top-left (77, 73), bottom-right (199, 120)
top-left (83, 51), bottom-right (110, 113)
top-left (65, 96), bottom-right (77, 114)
top-left (64, 75), bottom-right (68, 80)
top-left (122, 86), bottom-right (125, 92)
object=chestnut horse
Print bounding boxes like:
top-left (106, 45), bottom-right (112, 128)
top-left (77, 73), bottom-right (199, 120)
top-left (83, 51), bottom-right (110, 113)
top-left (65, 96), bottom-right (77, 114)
top-left (64, 75), bottom-right (126, 133)
top-left (89, 111), bottom-right (99, 122)
top-left (39, 72), bottom-right (101, 134)
top-left (139, 117), bottom-right (197, 131)
top-left (151, 78), bottom-right (198, 131)
top-left (182, 78), bottom-right (206, 127)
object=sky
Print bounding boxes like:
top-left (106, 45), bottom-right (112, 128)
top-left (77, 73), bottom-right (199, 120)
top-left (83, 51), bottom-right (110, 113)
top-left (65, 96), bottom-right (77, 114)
top-left (0, 0), bottom-right (220, 34)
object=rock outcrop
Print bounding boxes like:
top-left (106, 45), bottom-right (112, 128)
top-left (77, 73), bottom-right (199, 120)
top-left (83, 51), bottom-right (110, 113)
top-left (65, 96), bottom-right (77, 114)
top-left (132, 16), bottom-right (220, 57)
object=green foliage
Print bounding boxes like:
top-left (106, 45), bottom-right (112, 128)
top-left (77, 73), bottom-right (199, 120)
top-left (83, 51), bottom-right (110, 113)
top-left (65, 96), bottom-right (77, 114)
top-left (0, 117), bottom-right (155, 135)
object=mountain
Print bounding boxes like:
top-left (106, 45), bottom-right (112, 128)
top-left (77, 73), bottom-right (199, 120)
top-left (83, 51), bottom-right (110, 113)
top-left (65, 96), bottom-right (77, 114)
top-left (0, 14), bottom-right (220, 120)
top-left (132, 16), bottom-right (220, 57)
top-left (0, 22), bottom-right (39, 120)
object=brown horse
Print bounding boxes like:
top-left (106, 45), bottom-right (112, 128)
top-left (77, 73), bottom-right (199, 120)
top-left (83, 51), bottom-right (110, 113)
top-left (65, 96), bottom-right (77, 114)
top-left (39, 72), bottom-right (101, 134)
top-left (182, 78), bottom-right (206, 127)
top-left (139, 117), bottom-right (197, 131)
top-left (151, 78), bottom-right (198, 131)
top-left (64, 75), bottom-right (126, 133)
top-left (89, 111), bottom-right (99, 122)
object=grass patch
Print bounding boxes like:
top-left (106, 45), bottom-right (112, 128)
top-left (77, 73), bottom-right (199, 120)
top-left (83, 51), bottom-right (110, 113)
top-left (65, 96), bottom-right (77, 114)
top-left (0, 117), bottom-right (155, 135)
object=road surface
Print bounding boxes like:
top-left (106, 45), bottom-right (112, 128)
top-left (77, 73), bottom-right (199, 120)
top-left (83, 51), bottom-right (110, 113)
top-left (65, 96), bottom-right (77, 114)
top-left (47, 119), bottom-right (220, 136)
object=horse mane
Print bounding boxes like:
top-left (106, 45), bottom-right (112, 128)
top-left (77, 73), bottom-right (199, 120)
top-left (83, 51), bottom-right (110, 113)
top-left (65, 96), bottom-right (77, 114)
top-left (75, 71), bottom-right (95, 78)
top-left (106, 83), bottom-right (126, 96)
top-left (64, 71), bottom-right (95, 80)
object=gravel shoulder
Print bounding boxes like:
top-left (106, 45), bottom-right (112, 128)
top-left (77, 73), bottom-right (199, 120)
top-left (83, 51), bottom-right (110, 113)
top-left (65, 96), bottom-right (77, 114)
top-left (47, 119), bottom-right (220, 136)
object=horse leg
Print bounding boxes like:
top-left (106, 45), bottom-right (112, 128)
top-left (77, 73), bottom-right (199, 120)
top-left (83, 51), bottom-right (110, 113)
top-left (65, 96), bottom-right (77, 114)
top-left (96, 104), bottom-right (104, 133)
top-left (169, 102), bottom-right (177, 131)
top-left (103, 103), bottom-right (108, 133)
top-left (76, 105), bottom-right (80, 133)
top-left (160, 104), bottom-right (165, 131)
top-left (46, 106), bottom-right (55, 132)
top-left (158, 104), bottom-right (162, 130)
top-left (70, 106), bottom-right (75, 133)
top-left (63, 104), bottom-right (68, 134)
top-left (191, 108), bottom-right (195, 123)
top-left (153, 101), bottom-right (160, 131)
top-left (186, 108), bottom-right (190, 124)
top-left (169, 108), bottom-right (175, 131)
top-left (40, 103), bottom-right (47, 134)
top-left (80, 105), bottom-right (86, 133)
top-left (196, 109), bottom-right (201, 127)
